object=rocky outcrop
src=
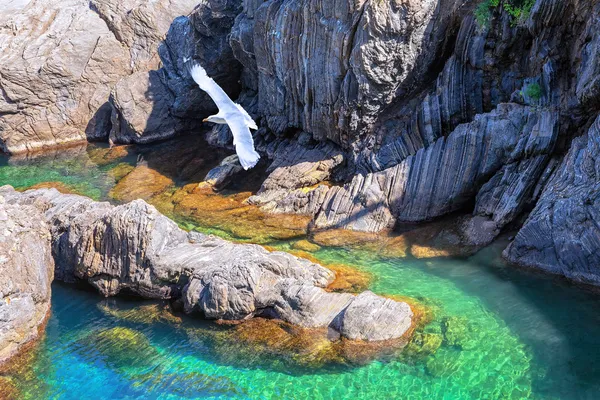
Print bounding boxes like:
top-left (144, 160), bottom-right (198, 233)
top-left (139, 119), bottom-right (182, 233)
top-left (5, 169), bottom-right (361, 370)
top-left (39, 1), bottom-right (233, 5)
top-left (0, 0), bottom-right (197, 153)
top-left (230, 0), bottom-right (470, 146)
top-left (247, 136), bottom-right (344, 214)
top-left (504, 114), bottom-right (600, 285)
top-left (313, 104), bottom-right (557, 234)
top-left (0, 186), bottom-right (413, 341)
top-left (108, 0), bottom-right (243, 144)
top-left (0, 196), bottom-right (54, 364)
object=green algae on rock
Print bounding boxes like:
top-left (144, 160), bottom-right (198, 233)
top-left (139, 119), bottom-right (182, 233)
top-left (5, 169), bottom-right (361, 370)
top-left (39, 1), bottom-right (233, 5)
top-left (77, 327), bottom-right (161, 370)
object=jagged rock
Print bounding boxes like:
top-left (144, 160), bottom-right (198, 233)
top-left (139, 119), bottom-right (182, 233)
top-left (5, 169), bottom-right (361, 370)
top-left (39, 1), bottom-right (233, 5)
top-left (0, 186), bottom-right (414, 341)
top-left (0, 196), bottom-right (54, 364)
top-left (109, 0), bottom-right (243, 144)
top-left (248, 138), bottom-right (344, 214)
top-left (504, 114), bottom-right (600, 285)
top-left (0, 0), bottom-right (197, 153)
top-left (314, 104), bottom-right (557, 233)
top-left (232, 0), bottom-right (469, 146)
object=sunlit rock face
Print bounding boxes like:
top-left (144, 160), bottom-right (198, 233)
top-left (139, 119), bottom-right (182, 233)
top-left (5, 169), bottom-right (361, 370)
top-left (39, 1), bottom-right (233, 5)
top-left (0, 0), bottom-right (198, 153)
top-left (0, 186), bottom-right (414, 341)
top-left (0, 195), bottom-right (54, 364)
top-left (109, 0), bottom-right (244, 144)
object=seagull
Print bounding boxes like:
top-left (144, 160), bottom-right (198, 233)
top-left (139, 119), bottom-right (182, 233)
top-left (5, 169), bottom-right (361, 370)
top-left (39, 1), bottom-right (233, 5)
top-left (188, 62), bottom-right (260, 170)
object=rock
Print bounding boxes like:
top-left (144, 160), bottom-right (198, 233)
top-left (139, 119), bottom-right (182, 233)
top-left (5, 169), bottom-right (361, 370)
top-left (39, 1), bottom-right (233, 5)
top-left (313, 104), bottom-right (558, 233)
top-left (0, 185), bottom-right (414, 341)
top-left (504, 114), bottom-right (600, 285)
top-left (0, 196), bottom-right (54, 364)
top-left (202, 155), bottom-right (244, 190)
top-left (332, 291), bottom-right (413, 342)
top-left (233, 0), bottom-right (469, 146)
top-left (0, 0), bottom-right (197, 153)
top-left (248, 138), bottom-right (344, 215)
top-left (109, 0), bottom-right (243, 144)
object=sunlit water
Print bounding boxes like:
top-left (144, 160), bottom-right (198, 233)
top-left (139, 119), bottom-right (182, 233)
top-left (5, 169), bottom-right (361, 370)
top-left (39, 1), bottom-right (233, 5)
top-left (1, 137), bottom-right (599, 399)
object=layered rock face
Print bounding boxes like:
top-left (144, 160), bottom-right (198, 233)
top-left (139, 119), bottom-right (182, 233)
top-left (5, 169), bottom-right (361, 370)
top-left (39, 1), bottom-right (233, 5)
top-left (109, 0), bottom-right (244, 144)
top-left (0, 186), bottom-right (413, 341)
top-left (504, 115), bottom-right (600, 285)
top-left (0, 196), bottom-right (54, 364)
top-left (0, 0), bottom-right (197, 153)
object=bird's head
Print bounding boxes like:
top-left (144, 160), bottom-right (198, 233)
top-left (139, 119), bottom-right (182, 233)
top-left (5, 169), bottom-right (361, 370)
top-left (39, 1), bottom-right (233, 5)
top-left (202, 115), bottom-right (226, 124)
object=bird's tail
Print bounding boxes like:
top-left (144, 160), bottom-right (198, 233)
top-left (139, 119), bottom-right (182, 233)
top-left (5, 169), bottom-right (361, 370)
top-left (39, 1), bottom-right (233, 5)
top-left (236, 145), bottom-right (261, 170)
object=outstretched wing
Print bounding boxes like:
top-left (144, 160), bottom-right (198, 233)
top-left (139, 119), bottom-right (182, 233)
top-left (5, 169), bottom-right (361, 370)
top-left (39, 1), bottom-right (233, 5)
top-left (188, 63), bottom-right (236, 113)
top-left (227, 113), bottom-right (260, 170)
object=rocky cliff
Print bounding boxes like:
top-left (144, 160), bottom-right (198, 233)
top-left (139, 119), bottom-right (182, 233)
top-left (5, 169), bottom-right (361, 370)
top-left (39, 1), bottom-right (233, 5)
top-left (2, 0), bottom-right (600, 284)
top-left (0, 0), bottom-right (198, 152)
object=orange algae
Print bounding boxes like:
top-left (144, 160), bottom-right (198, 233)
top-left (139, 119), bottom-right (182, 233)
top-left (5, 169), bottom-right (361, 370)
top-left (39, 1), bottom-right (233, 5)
top-left (189, 317), bottom-right (409, 370)
top-left (110, 165), bottom-right (175, 203)
top-left (152, 185), bottom-right (311, 244)
top-left (24, 181), bottom-right (80, 195)
top-left (87, 145), bottom-right (131, 166)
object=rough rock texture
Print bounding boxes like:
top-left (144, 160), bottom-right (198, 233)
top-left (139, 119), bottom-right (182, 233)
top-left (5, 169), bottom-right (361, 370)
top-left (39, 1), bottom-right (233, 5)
top-left (333, 291), bottom-right (413, 341)
top-left (504, 114), bottom-right (600, 285)
top-left (0, 196), bottom-right (54, 364)
top-left (0, 186), bottom-right (413, 341)
top-left (0, 0), bottom-right (197, 153)
top-left (247, 136), bottom-right (344, 214)
top-left (313, 104), bottom-right (557, 233)
top-left (109, 0), bottom-right (243, 144)
top-left (231, 0), bottom-right (470, 146)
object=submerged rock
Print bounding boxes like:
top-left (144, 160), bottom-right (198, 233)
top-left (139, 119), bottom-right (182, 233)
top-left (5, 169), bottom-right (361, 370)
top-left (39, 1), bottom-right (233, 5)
top-left (0, 196), bottom-right (54, 365)
top-left (0, 185), bottom-right (415, 341)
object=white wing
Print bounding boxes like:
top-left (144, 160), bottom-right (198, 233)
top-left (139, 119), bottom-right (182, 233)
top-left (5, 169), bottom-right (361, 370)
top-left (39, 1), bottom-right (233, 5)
top-left (189, 63), bottom-right (236, 114)
top-left (189, 62), bottom-right (260, 170)
top-left (189, 63), bottom-right (257, 129)
top-left (227, 113), bottom-right (260, 170)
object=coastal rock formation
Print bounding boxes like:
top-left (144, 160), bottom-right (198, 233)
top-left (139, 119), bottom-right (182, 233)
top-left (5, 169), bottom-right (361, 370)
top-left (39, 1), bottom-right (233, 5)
top-left (231, 0), bottom-right (469, 146)
top-left (0, 0), bottom-right (197, 153)
top-left (247, 137), bottom-right (344, 214)
top-left (504, 115), bottom-right (600, 285)
top-left (0, 196), bottom-right (54, 364)
top-left (313, 104), bottom-right (557, 234)
top-left (0, 186), bottom-right (413, 341)
top-left (109, 0), bottom-right (243, 144)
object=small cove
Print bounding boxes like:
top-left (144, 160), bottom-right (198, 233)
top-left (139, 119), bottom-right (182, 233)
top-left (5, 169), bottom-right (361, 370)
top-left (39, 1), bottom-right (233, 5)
top-left (1, 136), bottom-right (599, 399)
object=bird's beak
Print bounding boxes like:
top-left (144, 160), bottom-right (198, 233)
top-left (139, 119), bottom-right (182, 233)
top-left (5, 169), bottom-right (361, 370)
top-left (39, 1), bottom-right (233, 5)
top-left (202, 118), bottom-right (208, 122)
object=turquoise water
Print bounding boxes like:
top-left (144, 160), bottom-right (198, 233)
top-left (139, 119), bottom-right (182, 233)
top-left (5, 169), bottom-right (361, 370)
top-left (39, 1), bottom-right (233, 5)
top-left (1, 138), bottom-right (600, 399)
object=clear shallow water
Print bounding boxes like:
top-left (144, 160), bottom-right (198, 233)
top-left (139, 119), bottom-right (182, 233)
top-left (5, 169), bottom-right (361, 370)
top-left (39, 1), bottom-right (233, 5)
top-left (1, 138), bottom-right (600, 399)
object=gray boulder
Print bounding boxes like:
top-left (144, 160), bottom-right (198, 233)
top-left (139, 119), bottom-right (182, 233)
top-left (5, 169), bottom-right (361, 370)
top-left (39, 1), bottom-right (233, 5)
top-left (333, 291), bottom-right (413, 342)
top-left (0, 196), bottom-right (54, 364)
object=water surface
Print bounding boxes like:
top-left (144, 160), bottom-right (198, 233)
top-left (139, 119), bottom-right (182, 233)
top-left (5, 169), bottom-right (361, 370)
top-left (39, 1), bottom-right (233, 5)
top-left (1, 137), bottom-right (599, 399)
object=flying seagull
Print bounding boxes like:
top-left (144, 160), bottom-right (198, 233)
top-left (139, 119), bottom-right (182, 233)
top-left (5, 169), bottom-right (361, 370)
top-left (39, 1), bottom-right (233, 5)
top-left (188, 62), bottom-right (260, 170)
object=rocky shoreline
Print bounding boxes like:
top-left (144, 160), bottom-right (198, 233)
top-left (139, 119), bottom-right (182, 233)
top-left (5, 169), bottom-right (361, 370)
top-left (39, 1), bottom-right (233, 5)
top-left (0, 185), bottom-right (415, 365)
top-left (2, 0), bottom-right (599, 288)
